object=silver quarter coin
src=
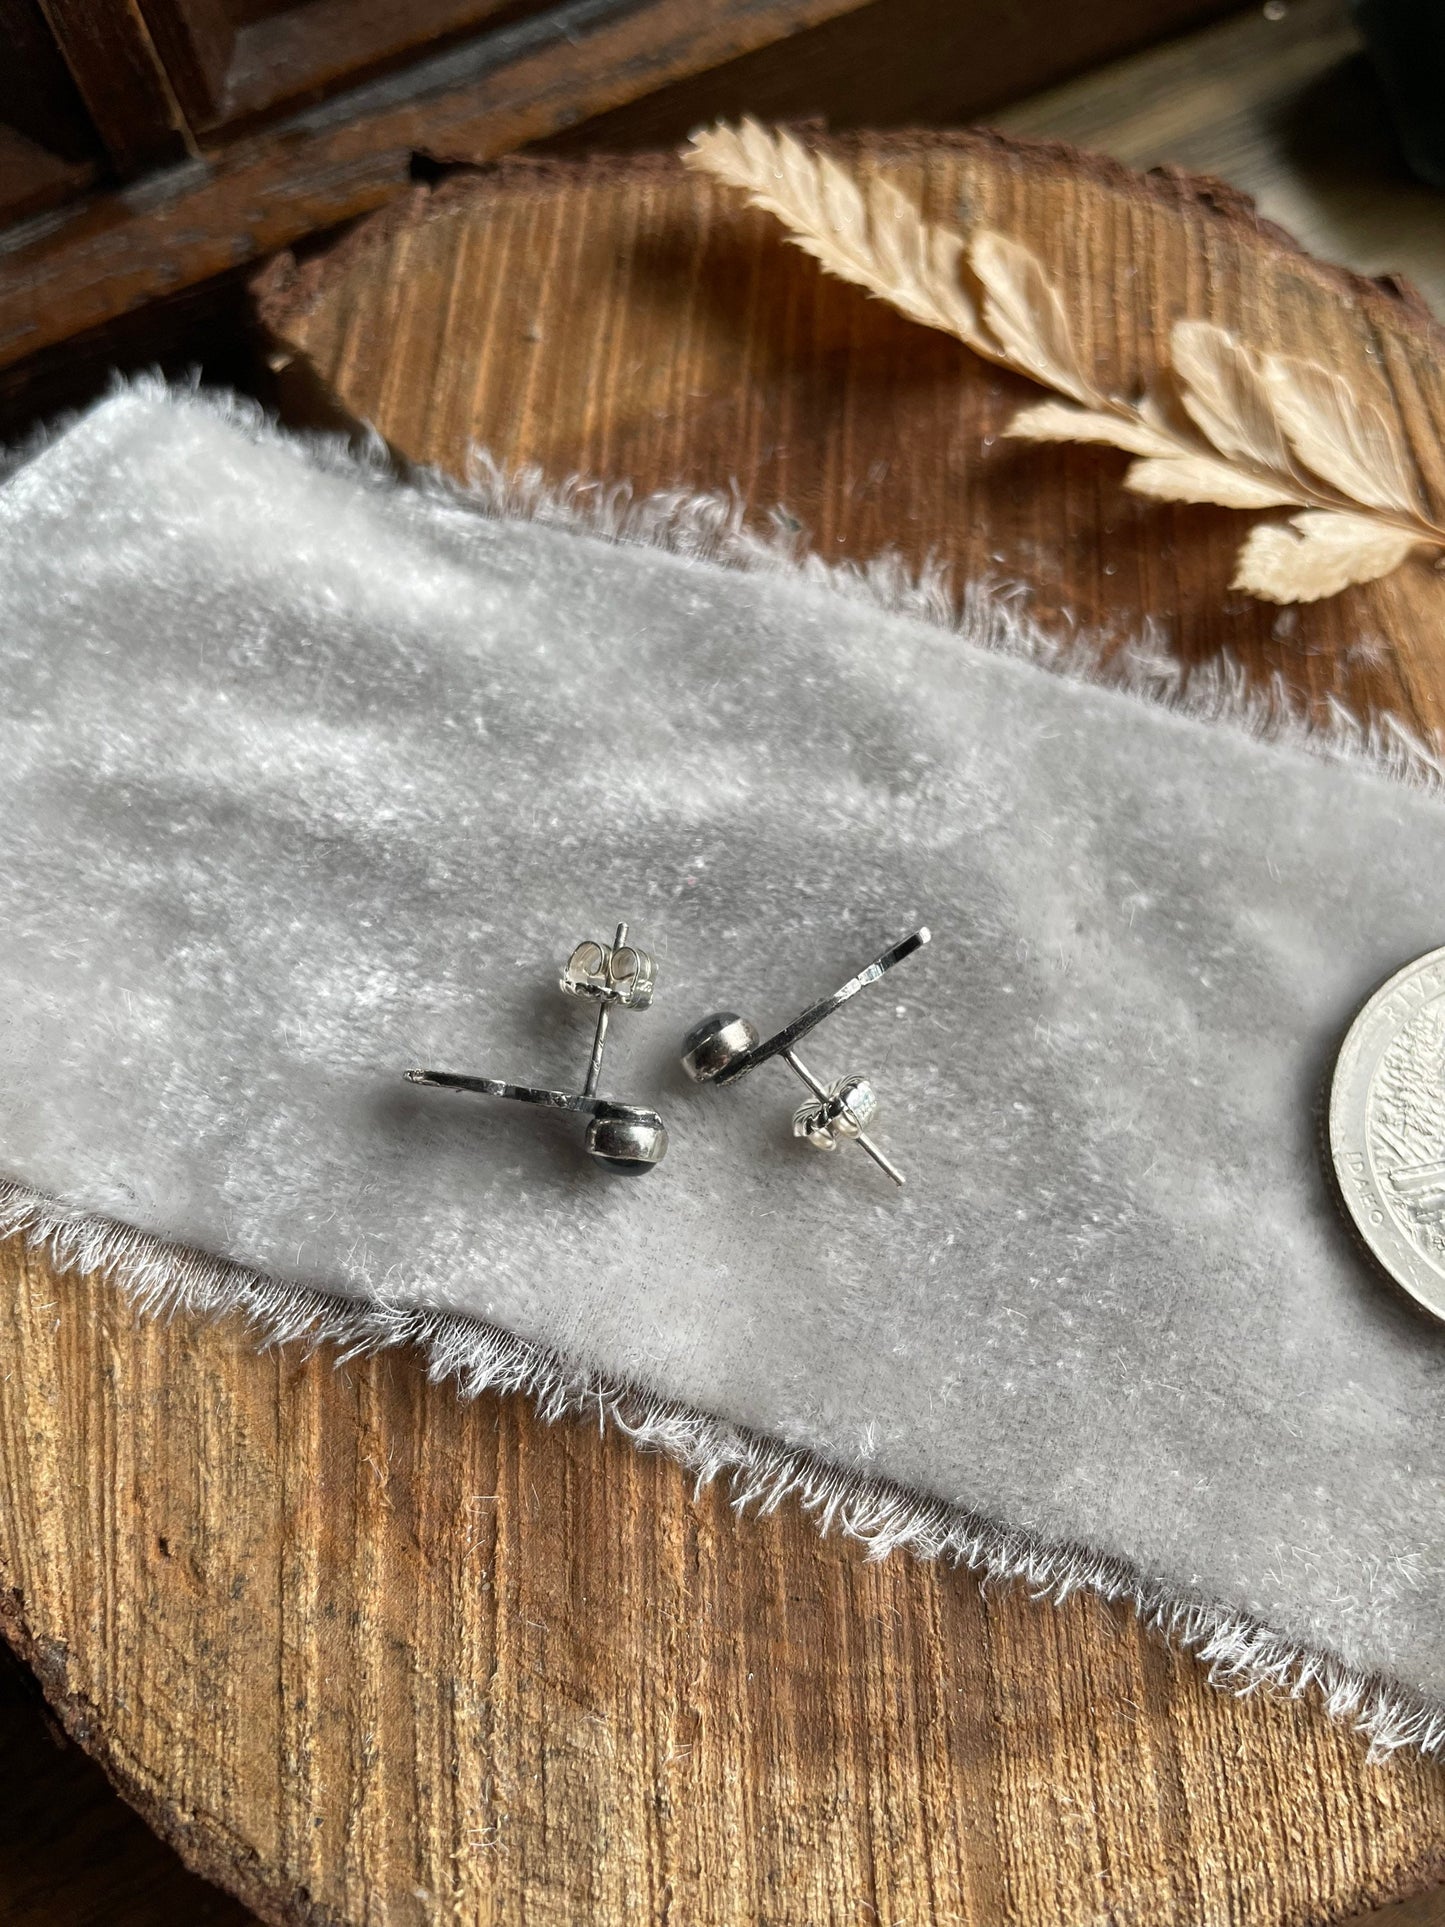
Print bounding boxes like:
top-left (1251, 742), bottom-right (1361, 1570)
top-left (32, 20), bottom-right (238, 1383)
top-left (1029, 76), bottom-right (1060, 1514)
top-left (1330, 946), bottom-right (1445, 1323)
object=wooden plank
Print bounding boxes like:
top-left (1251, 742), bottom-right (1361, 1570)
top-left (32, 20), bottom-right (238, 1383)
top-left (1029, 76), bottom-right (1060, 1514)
top-left (34, 0), bottom-right (193, 174)
top-left (0, 0), bottom-right (1243, 379)
top-left (0, 125), bottom-right (98, 226)
top-left (0, 0), bottom-right (877, 373)
top-left (0, 263), bottom-right (262, 447)
top-left (0, 0), bottom-right (102, 223)
top-left (134, 0), bottom-right (235, 132)
top-left (527, 0), bottom-right (1240, 158)
top-left (995, 0), bottom-right (1445, 317)
top-left (218, 0), bottom-right (555, 128)
top-left (8, 130), bottom-right (1445, 1925)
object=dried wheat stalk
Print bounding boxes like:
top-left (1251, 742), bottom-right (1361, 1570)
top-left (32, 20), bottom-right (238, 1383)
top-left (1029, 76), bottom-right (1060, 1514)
top-left (684, 119), bottom-right (1445, 604)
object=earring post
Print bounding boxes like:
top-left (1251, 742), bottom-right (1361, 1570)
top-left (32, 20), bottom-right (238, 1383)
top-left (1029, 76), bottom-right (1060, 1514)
top-left (582, 920), bottom-right (627, 1097)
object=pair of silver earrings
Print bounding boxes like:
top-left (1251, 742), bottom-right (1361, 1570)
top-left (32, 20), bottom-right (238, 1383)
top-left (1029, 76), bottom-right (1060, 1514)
top-left (405, 921), bottom-right (931, 1186)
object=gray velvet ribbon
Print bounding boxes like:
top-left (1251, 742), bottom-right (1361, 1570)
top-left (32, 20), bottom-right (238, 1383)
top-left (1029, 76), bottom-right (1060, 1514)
top-left (2, 387), bottom-right (1442, 1753)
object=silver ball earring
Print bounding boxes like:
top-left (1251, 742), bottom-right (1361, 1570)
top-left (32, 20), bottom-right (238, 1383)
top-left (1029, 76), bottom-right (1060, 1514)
top-left (680, 928), bottom-right (930, 1186)
top-left (406, 921), bottom-right (668, 1174)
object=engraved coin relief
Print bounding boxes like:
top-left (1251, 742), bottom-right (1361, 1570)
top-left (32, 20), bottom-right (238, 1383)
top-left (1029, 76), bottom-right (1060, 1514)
top-left (1330, 947), bottom-right (1445, 1323)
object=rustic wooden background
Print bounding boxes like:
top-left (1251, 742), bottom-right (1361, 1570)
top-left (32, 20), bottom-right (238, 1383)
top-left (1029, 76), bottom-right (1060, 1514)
top-left (3, 0), bottom-right (1241, 382)
top-left (4, 121), bottom-right (1445, 1924)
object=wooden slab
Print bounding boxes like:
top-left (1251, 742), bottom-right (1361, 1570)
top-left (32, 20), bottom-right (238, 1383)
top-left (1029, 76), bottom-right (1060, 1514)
top-left (3, 132), bottom-right (1445, 1925)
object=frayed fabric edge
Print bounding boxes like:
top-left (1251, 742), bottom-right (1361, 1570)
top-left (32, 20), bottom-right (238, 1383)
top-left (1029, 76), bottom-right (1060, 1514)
top-left (450, 450), bottom-right (1445, 792)
top-left (20, 373), bottom-right (1445, 793)
top-left (3, 1173), bottom-right (1443, 1766)
top-left (7, 376), bottom-right (1445, 1762)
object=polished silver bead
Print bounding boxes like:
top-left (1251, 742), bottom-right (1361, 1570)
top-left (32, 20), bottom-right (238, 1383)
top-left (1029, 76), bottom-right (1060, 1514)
top-left (681, 1011), bottom-right (761, 1084)
top-left (586, 1112), bottom-right (670, 1173)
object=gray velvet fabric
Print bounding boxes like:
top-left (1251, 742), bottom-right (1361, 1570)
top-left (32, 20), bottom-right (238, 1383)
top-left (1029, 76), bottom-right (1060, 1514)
top-left (3, 388), bottom-right (1443, 1739)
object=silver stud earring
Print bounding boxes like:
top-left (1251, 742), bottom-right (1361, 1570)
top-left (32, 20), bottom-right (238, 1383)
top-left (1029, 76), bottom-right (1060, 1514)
top-left (680, 928), bottom-right (931, 1186)
top-left (406, 922), bottom-right (668, 1174)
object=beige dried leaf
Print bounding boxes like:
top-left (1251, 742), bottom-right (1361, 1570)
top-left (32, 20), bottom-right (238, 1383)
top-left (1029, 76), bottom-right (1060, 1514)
top-left (1125, 455), bottom-right (1302, 511)
top-left (865, 176), bottom-right (979, 342)
top-left (1232, 512), bottom-right (1420, 603)
top-left (1005, 400), bottom-right (1180, 459)
top-left (683, 120), bottom-right (983, 347)
top-left (1260, 354), bottom-right (1421, 516)
top-left (686, 120), bottom-right (1445, 604)
top-left (1171, 321), bottom-right (1294, 476)
top-left (969, 232), bottom-right (1096, 407)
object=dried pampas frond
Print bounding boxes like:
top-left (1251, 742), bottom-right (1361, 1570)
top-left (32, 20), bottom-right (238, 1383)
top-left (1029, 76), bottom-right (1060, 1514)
top-left (684, 120), bottom-right (1445, 604)
top-left (682, 115), bottom-right (987, 351)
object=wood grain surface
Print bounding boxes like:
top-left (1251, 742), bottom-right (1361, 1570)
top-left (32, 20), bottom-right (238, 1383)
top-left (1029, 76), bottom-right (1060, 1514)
top-left (0, 0), bottom-right (877, 372)
top-left (34, 0), bottom-right (194, 174)
top-left (6, 130), bottom-right (1445, 1926)
top-left (0, 0), bottom-right (1236, 377)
